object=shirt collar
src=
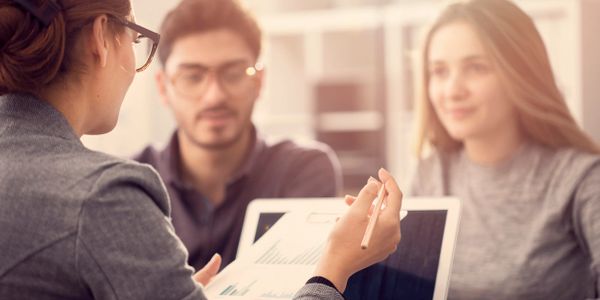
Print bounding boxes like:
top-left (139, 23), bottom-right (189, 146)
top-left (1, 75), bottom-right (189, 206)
top-left (159, 131), bottom-right (184, 187)
top-left (159, 126), bottom-right (267, 189)
top-left (229, 126), bottom-right (266, 184)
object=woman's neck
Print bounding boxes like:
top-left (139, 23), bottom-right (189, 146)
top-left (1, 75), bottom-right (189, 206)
top-left (464, 125), bottom-right (525, 166)
top-left (40, 80), bottom-right (91, 138)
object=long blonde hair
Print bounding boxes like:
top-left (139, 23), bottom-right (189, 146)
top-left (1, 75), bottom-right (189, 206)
top-left (413, 0), bottom-right (600, 157)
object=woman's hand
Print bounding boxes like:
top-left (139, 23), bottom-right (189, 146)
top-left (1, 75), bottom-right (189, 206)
top-left (314, 168), bottom-right (403, 292)
top-left (192, 253), bottom-right (222, 286)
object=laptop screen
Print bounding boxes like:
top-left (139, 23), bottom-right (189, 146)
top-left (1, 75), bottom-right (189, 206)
top-left (238, 197), bottom-right (460, 300)
top-left (251, 210), bottom-right (447, 300)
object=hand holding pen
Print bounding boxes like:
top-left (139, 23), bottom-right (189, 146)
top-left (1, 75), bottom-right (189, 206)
top-left (313, 168), bottom-right (403, 293)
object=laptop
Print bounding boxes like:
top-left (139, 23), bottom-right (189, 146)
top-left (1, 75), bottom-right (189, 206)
top-left (237, 197), bottom-right (461, 300)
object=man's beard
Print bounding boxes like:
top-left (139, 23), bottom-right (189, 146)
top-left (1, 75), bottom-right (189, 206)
top-left (182, 123), bottom-right (248, 151)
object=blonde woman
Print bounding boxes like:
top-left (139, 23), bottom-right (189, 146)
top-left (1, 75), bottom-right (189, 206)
top-left (410, 0), bottom-right (600, 299)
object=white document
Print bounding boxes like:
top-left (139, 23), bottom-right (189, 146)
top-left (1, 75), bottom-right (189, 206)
top-left (205, 207), bottom-right (408, 299)
top-left (205, 210), bottom-right (339, 299)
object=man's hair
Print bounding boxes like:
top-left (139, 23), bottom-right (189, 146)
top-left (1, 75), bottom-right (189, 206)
top-left (158, 0), bottom-right (262, 66)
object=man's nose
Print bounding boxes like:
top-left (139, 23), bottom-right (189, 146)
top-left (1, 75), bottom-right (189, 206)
top-left (201, 73), bottom-right (228, 105)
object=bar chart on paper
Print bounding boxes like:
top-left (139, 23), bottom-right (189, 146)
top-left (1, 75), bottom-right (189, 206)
top-left (210, 267), bottom-right (311, 300)
top-left (218, 280), bottom-right (257, 296)
top-left (206, 211), bottom-right (336, 300)
top-left (216, 280), bottom-right (295, 298)
top-left (255, 240), bottom-right (325, 265)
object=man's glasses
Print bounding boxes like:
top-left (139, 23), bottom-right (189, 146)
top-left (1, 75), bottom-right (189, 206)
top-left (110, 16), bottom-right (160, 72)
top-left (168, 61), bottom-right (263, 98)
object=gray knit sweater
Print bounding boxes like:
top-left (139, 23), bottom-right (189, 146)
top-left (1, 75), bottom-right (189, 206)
top-left (0, 94), bottom-right (342, 300)
top-left (411, 143), bottom-right (600, 299)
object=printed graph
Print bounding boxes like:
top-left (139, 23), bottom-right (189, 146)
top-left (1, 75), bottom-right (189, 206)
top-left (255, 240), bottom-right (325, 265)
top-left (218, 280), bottom-right (257, 296)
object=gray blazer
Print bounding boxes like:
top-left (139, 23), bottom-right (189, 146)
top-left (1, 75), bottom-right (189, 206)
top-left (0, 94), bottom-right (342, 300)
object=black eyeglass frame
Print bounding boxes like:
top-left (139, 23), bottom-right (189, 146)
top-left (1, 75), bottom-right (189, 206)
top-left (110, 16), bottom-right (161, 72)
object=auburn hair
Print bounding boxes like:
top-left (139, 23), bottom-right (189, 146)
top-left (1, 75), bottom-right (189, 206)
top-left (0, 0), bottom-right (131, 96)
top-left (413, 0), bottom-right (600, 157)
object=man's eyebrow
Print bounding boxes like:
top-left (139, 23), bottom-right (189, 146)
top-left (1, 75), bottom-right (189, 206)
top-left (176, 59), bottom-right (250, 70)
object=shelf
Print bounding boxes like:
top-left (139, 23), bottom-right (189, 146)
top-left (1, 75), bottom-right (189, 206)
top-left (317, 111), bottom-right (384, 132)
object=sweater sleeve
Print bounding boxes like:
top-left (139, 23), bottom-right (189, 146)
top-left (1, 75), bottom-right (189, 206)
top-left (75, 163), bottom-right (206, 300)
top-left (293, 283), bottom-right (344, 300)
top-left (572, 162), bottom-right (600, 299)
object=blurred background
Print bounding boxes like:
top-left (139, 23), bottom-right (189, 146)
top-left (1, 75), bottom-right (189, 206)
top-left (83, 0), bottom-right (600, 194)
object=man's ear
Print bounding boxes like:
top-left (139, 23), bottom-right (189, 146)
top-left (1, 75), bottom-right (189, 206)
top-left (89, 15), bottom-right (111, 68)
top-left (155, 70), bottom-right (170, 107)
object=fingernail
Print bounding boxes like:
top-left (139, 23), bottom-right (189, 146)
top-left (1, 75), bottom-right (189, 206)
top-left (368, 176), bottom-right (378, 183)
